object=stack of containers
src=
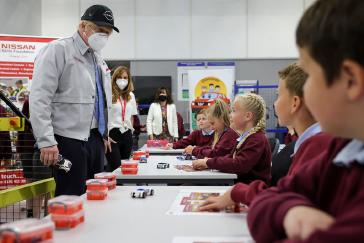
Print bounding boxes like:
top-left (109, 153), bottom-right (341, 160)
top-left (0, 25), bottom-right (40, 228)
top-left (0, 218), bottom-right (55, 243)
top-left (94, 172), bottom-right (116, 190)
top-left (120, 160), bottom-right (138, 175)
top-left (146, 139), bottom-right (169, 148)
top-left (86, 179), bottom-right (108, 200)
top-left (47, 195), bottom-right (85, 229)
top-left (132, 150), bottom-right (149, 160)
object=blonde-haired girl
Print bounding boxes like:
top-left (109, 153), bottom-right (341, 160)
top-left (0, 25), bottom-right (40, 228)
top-left (192, 93), bottom-right (271, 184)
top-left (186, 99), bottom-right (239, 158)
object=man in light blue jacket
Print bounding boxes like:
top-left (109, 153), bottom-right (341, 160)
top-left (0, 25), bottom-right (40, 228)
top-left (30, 5), bottom-right (118, 196)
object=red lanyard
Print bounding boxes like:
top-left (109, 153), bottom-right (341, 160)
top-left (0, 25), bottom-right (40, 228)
top-left (118, 97), bottom-right (127, 122)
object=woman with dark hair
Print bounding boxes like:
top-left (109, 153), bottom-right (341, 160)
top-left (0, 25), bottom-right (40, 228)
top-left (146, 87), bottom-right (178, 142)
top-left (106, 66), bottom-right (138, 171)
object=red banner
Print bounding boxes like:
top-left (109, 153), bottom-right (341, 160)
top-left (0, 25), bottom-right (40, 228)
top-left (0, 169), bottom-right (26, 190)
top-left (0, 35), bottom-right (57, 80)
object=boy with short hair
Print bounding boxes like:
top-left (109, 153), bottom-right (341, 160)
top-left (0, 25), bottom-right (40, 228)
top-left (247, 1), bottom-right (364, 242)
top-left (167, 109), bottom-right (213, 149)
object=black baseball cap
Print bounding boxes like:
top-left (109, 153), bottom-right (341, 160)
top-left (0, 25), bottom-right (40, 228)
top-left (81, 5), bottom-right (119, 33)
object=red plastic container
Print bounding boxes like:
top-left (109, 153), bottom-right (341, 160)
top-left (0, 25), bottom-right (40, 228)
top-left (107, 180), bottom-right (116, 190)
top-left (121, 161), bottom-right (138, 169)
top-left (146, 139), bottom-right (169, 148)
top-left (94, 172), bottom-right (116, 182)
top-left (132, 151), bottom-right (146, 160)
top-left (51, 209), bottom-right (85, 229)
top-left (86, 179), bottom-right (108, 191)
top-left (0, 218), bottom-right (54, 243)
top-left (47, 195), bottom-right (83, 215)
top-left (121, 167), bottom-right (138, 175)
top-left (87, 189), bottom-right (108, 200)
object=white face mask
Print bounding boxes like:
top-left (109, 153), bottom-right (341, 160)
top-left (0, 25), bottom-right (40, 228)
top-left (88, 32), bottom-right (108, 52)
top-left (116, 79), bottom-right (128, 90)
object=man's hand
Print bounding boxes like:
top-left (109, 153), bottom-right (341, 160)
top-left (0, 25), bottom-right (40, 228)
top-left (192, 158), bottom-right (209, 170)
top-left (40, 145), bottom-right (59, 166)
top-left (199, 187), bottom-right (235, 211)
top-left (283, 206), bottom-right (335, 241)
top-left (104, 137), bottom-right (116, 153)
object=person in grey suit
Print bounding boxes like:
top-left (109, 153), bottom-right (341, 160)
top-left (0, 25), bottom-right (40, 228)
top-left (30, 5), bottom-right (119, 196)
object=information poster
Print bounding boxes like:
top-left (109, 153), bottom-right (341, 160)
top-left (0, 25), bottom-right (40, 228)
top-left (0, 35), bottom-right (57, 87)
top-left (177, 62), bottom-right (206, 101)
top-left (188, 65), bottom-right (235, 130)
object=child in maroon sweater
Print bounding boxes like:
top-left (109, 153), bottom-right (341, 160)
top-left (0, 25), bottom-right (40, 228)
top-left (192, 94), bottom-right (271, 184)
top-left (199, 63), bottom-right (333, 210)
top-left (185, 99), bottom-right (238, 159)
top-left (168, 109), bottom-right (214, 149)
top-left (248, 1), bottom-right (364, 242)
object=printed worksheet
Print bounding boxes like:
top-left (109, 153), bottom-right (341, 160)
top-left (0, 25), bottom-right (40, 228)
top-left (167, 189), bottom-right (248, 216)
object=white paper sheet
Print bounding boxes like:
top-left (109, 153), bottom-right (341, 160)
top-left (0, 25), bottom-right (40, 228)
top-left (167, 189), bottom-right (248, 216)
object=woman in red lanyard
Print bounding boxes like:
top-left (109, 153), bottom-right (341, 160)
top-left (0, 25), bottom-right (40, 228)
top-left (106, 66), bottom-right (138, 172)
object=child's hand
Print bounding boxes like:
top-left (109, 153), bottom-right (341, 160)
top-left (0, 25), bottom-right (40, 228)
top-left (283, 206), bottom-right (334, 241)
top-left (164, 143), bottom-right (173, 150)
top-left (184, 145), bottom-right (195, 154)
top-left (198, 187), bottom-right (234, 211)
top-left (192, 158), bottom-right (208, 170)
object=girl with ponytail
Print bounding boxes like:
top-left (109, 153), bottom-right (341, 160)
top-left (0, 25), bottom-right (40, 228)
top-left (185, 99), bottom-right (239, 159)
top-left (192, 93), bottom-right (271, 184)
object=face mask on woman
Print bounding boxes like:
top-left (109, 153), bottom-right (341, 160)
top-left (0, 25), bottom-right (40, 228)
top-left (159, 95), bottom-right (167, 102)
top-left (116, 79), bottom-right (128, 90)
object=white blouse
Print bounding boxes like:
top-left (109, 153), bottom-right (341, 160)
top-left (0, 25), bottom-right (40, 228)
top-left (109, 92), bottom-right (138, 133)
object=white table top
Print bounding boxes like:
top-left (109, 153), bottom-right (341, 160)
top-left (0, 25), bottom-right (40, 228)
top-left (140, 145), bottom-right (184, 155)
top-left (54, 186), bottom-right (250, 243)
top-left (114, 155), bottom-right (237, 182)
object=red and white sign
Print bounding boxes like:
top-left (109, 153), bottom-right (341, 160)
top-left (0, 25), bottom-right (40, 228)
top-left (0, 168), bottom-right (26, 190)
top-left (0, 35), bottom-right (57, 80)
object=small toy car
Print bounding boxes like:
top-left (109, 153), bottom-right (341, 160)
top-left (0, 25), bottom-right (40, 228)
top-left (177, 154), bottom-right (196, 161)
top-left (157, 163), bottom-right (169, 169)
top-left (131, 190), bottom-right (147, 198)
top-left (137, 188), bottom-right (154, 196)
top-left (139, 156), bottom-right (147, 163)
top-left (55, 155), bottom-right (72, 172)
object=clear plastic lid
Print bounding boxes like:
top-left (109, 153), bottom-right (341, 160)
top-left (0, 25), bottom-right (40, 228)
top-left (121, 160), bottom-right (139, 168)
top-left (0, 218), bottom-right (54, 237)
top-left (48, 195), bottom-right (83, 208)
top-left (94, 172), bottom-right (116, 180)
top-left (86, 179), bottom-right (108, 185)
top-left (121, 161), bottom-right (138, 165)
top-left (48, 195), bottom-right (83, 215)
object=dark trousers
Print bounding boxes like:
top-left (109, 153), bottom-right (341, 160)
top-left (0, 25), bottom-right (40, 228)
top-left (106, 128), bottom-right (133, 172)
top-left (54, 129), bottom-right (104, 196)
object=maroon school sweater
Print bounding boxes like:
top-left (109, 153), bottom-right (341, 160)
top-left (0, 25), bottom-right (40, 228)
top-left (247, 137), bottom-right (364, 243)
top-left (207, 131), bottom-right (271, 184)
top-left (192, 128), bottom-right (238, 159)
top-left (231, 132), bottom-right (333, 206)
top-left (172, 130), bottom-right (214, 149)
